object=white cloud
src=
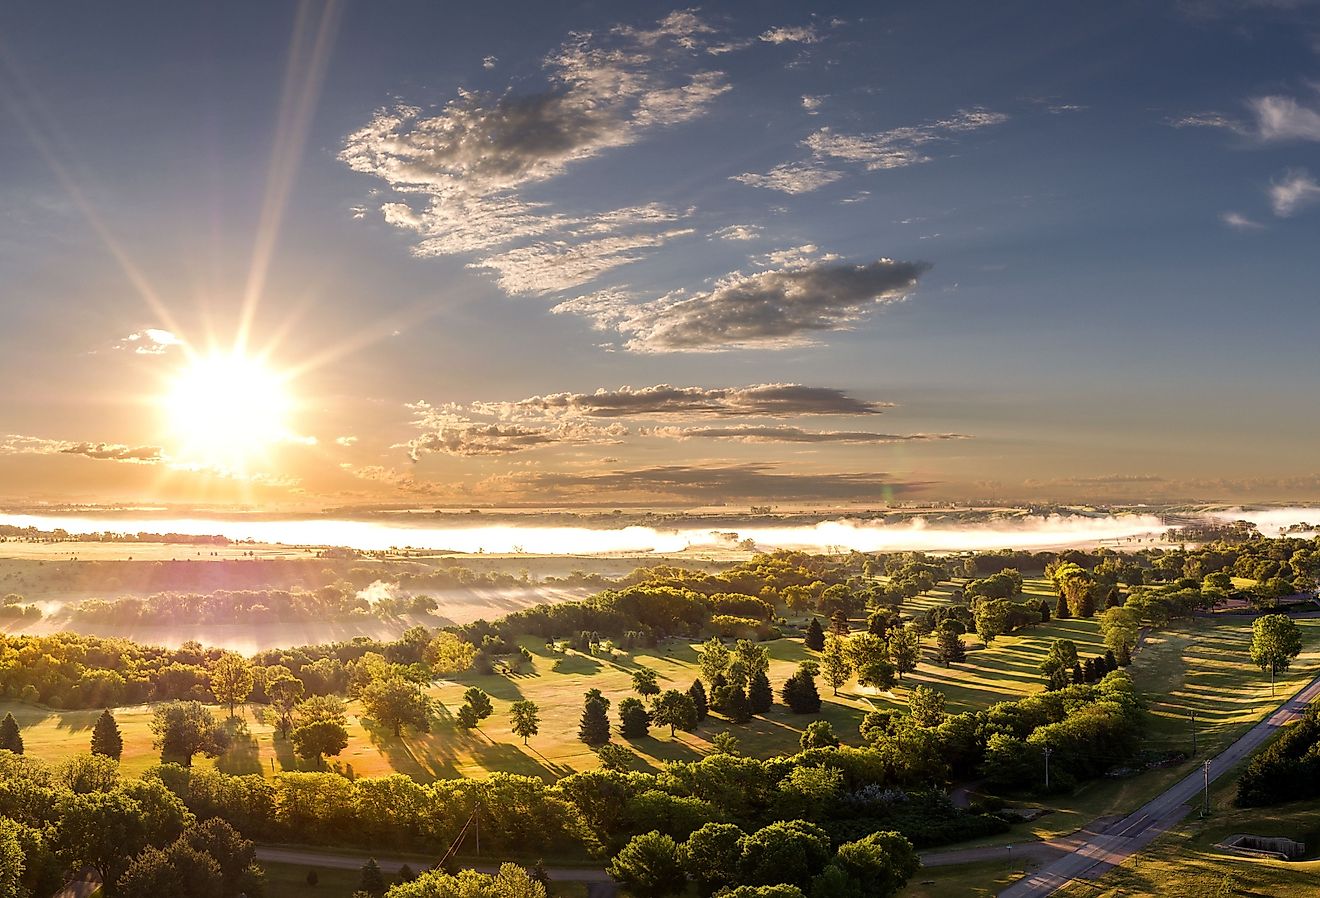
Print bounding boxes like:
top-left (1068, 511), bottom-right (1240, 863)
top-left (1270, 168), bottom-right (1320, 216)
top-left (1250, 94), bottom-right (1320, 142)
top-left (341, 11), bottom-right (730, 296)
top-left (759, 25), bottom-right (821, 45)
top-left (801, 95), bottom-right (825, 113)
top-left (732, 161), bottom-right (844, 194)
top-left (710, 224), bottom-right (763, 241)
top-left (114, 328), bottom-right (181, 355)
top-left (482, 55), bottom-right (497, 69)
top-left (1220, 211), bottom-right (1265, 229)
top-left (805, 108), bottom-right (1009, 171)
top-left (335, 436), bottom-right (359, 446)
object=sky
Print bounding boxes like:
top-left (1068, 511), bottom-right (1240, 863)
top-left (2, 0), bottom-right (1320, 510)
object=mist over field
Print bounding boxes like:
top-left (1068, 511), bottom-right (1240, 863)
top-left (0, 510), bottom-right (1189, 555)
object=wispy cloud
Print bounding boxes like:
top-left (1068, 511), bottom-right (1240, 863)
top-left (0, 434), bottom-right (163, 463)
top-left (469, 383), bottom-right (894, 419)
top-left (1270, 168), bottom-right (1320, 216)
top-left (805, 108), bottom-right (1009, 170)
top-left (711, 224), bottom-right (763, 241)
top-left (731, 162), bottom-right (844, 194)
top-left (759, 24), bottom-right (821, 45)
top-left (1220, 210), bottom-right (1265, 229)
top-left (341, 11), bottom-right (728, 296)
top-left (645, 425), bottom-right (968, 443)
top-left (402, 403), bottom-right (626, 459)
top-left (113, 328), bottom-right (181, 355)
top-left (557, 257), bottom-right (929, 352)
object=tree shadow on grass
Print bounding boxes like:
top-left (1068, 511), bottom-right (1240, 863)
top-left (552, 654), bottom-right (602, 676)
top-left (217, 723), bottom-right (262, 776)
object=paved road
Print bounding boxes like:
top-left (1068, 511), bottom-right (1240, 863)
top-left (254, 846), bottom-right (618, 896)
top-left (997, 669), bottom-right (1320, 897)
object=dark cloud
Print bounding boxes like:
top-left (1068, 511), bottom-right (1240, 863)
top-left (59, 442), bottom-right (164, 463)
top-left (559, 258), bottom-right (929, 351)
top-left (471, 383), bottom-right (892, 419)
top-left (0, 434), bottom-right (163, 464)
top-left (498, 463), bottom-right (924, 502)
top-left (402, 406), bottom-right (626, 458)
top-left (646, 425), bottom-right (968, 443)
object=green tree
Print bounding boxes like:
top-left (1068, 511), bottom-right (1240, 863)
top-left (266, 674), bottom-right (305, 738)
top-left (747, 670), bottom-right (773, 715)
top-left (739, 820), bottom-right (831, 889)
top-left (459, 687), bottom-right (494, 730)
top-left (90, 709), bottom-right (123, 761)
top-left (608, 832), bottom-right (684, 898)
top-left (680, 822), bottom-right (745, 896)
top-left (781, 666), bottom-right (822, 714)
top-left (632, 667), bottom-right (661, 701)
top-left (578, 691), bottom-right (612, 747)
top-left (619, 697), bottom-right (651, 738)
top-left (1251, 613), bottom-right (1304, 695)
top-left (688, 679), bottom-right (709, 721)
top-left (698, 638), bottom-right (732, 686)
top-left (974, 600), bottom-right (1011, 645)
top-left (0, 714), bottom-right (21, 755)
top-left (652, 690), bottom-right (698, 736)
top-left (1054, 591), bottom-right (1070, 620)
top-left (208, 653), bottom-right (254, 719)
top-left (116, 841), bottom-right (223, 898)
top-left (818, 830), bottom-right (919, 898)
top-left (424, 632), bottom-right (477, 675)
top-left (716, 686), bottom-right (751, 724)
top-left (57, 754), bottom-right (121, 794)
top-left (821, 634), bottom-right (852, 696)
top-left (510, 700), bottom-right (540, 744)
top-left (360, 676), bottom-right (429, 737)
top-left (292, 720), bottom-right (349, 767)
top-left (149, 702), bottom-right (229, 767)
top-left (359, 858), bottom-right (387, 895)
top-left (890, 627), bottom-right (920, 679)
top-left (803, 618), bottom-right (826, 651)
top-left (711, 731), bottom-right (740, 755)
top-left (0, 820), bottom-right (23, 898)
top-left (1039, 639), bottom-right (1080, 682)
top-left (933, 628), bottom-right (965, 667)
top-left (799, 720), bottom-right (839, 750)
top-left (907, 685), bottom-right (946, 727)
top-left (181, 818), bottom-right (259, 897)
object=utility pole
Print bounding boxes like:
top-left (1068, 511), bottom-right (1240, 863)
top-left (1203, 760), bottom-right (1212, 814)
top-left (1189, 709), bottom-right (1197, 756)
top-left (1043, 747), bottom-right (1053, 790)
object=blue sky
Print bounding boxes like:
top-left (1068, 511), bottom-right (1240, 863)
top-left (2, 0), bottom-right (1319, 507)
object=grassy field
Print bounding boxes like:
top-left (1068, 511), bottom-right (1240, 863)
top-left (8, 578), bottom-right (1317, 793)
top-left (0, 578), bottom-right (1102, 782)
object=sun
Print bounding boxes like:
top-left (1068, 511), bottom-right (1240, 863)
top-left (162, 351), bottom-right (295, 469)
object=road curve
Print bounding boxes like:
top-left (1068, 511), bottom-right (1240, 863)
top-left (997, 668), bottom-right (1320, 897)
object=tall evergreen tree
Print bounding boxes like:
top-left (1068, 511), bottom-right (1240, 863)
top-left (803, 617), bottom-right (826, 651)
top-left (747, 670), bottom-right (773, 714)
top-left (781, 666), bottom-right (822, 714)
top-left (1054, 592), bottom-right (1071, 620)
top-left (90, 709), bottom-right (123, 760)
top-left (1038, 599), bottom-right (1052, 622)
top-left (1117, 642), bottom-right (1132, 666)
top-left (1071, 662), bottom-right (1086, 685)
top-left (1104, 649), bottom-right (1118, 671)
top-left (718, 686), bottom-right (751, 723)
top-left (934, 628), bottom-right (966, 667)
top-left (578, 691), bottom-right (611, 746)
top-left (618, 697), bottom-right (650, 739)
top-left (687, 679), bottom-right (708, 721)
top-left (359, 858), bottom-right (386, 896)
top-left (0, 713), bottom-right (22, 754)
